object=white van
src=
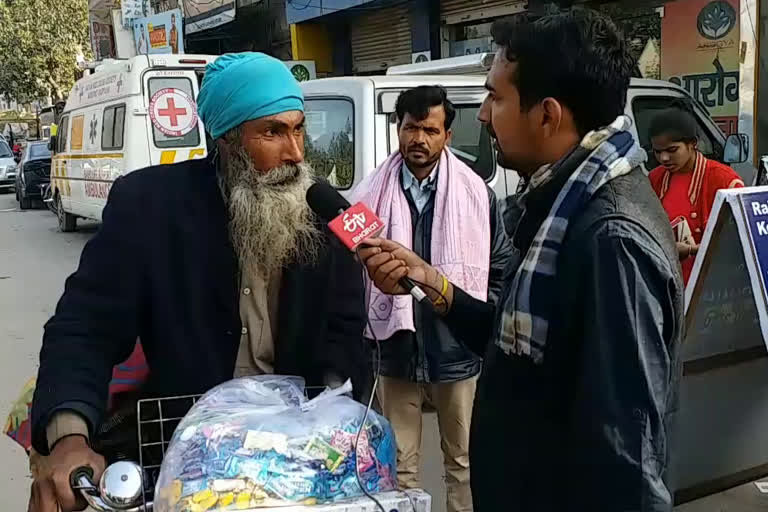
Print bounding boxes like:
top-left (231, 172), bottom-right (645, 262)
top-left (301, 74), bottom-right (509, 201)
top-left (301, 54), bottom-right (754, 201)
top-left (51, 54), bottom-right (216, 231)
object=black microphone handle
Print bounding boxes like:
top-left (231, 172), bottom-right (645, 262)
top-left (399, 277), bottom-right (435, 314)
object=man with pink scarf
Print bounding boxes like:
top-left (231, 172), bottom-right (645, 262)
top-left (352, 86), bottom-right (511, 512)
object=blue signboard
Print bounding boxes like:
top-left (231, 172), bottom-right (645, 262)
top-left (739, 190), bottom-right (768, 305)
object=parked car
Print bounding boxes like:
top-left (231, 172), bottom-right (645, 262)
top-left (0, 139), bottom-right (17, 193)
top-left (15, 141), bottom-right (51, 209)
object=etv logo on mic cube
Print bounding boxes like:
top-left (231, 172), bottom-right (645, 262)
top-left (328, 202), bottom-right (385, 251)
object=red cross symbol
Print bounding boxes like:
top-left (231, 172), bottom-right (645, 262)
top-left (158, 97), bottom-right (187, 127)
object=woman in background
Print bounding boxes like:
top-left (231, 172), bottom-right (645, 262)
top-left (648, 105), bottom-right (744, 284)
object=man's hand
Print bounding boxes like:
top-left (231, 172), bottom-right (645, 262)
top-left (358, 239), bottom-right (433, 294)
top-left (358, 238), bottom-right (453, 312)
top-left (28, 436), bottom-right (105, 512)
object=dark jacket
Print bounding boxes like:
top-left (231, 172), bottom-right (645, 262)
top-left (31, 157), bottom-right (368, 455)
top-left (444, 167), bottom-right (684, 511)
top-left (378, 184), bottom-right (512, 383)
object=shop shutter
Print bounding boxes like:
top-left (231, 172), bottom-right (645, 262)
top-left (350, 3), bottom-right (412, 74)
top-left (441, 0), bottom-right (526, 25)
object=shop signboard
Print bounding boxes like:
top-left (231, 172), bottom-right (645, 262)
top-left (90, 18), bottom-right (116, 60)
top-left (184, 0), bottom-right (236, 34)
top-left (121, 0), bottom-right (146, 28)
top-left (661, 0), bottom-right (740, 135)
top-left (284, 61), bottom-right (316, 82)
top-left (149, 0), bottom-right (180, 15)
top-left (450, 37), bottom-right (493, 58)
top-left (133, 9), bottom-right (184, 55)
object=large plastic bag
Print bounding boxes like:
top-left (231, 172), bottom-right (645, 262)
top-left (154, 376), bottom-right (397, 511)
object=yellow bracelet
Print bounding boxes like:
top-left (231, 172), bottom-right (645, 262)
top-left (434, 274), bottom-right (449, 306)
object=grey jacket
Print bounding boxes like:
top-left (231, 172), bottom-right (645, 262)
top-left (445, 167), bottom-right (684, 511)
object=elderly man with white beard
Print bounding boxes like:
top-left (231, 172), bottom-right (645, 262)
top-left (27, 53), bottom-right (369, 512)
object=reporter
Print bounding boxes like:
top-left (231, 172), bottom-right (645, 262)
top-left (361, 10), bottom-right (683, 512)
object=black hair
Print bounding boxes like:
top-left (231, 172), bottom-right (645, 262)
top-left (491, 9), bottom-right (635, 136)
top-left (648, 102), bottom-right (698, 144)
top-left (395, 85), bottom-right (456, 131)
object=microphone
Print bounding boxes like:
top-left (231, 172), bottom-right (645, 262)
top-left (306, 182), bottom-right (430, 304)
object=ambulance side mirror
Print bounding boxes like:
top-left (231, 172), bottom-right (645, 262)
top-left (724, 133), bottom-right (749, 164)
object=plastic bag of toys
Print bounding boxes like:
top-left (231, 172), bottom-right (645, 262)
top-left (154, 376), bottom-right (397, 511)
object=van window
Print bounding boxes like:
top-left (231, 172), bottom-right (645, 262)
top-left (449, 105), bottom-right (495, 182)
top-left (29, 144), bottom-right (51, 158)
top-left (0, 141), bottom-right (12, 158)
top-left (70, 115), bottom-right (85, 150)
top-left (58, 116), bottom-right (70, 153)
top-left (148, 77), bottom-right (200, 148)
top-left (102, 104), bottom-right (126, 150)
top-left (304, 98), bottom-right (354, 189)
top-left (632, 96), bottom-right (722, 168)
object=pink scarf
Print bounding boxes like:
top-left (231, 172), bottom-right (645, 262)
top-left (352, 149), bottom-right (491, 340)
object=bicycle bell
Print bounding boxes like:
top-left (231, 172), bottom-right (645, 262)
top-left (98, 461), bottom-right (144, 509)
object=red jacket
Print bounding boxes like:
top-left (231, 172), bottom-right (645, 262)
top-left (649, 153), bottom-right (744, 283)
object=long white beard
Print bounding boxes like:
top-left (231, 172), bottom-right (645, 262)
top-left (220, 146), bottom-right (321, 278)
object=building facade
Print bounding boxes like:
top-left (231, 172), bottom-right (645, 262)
top-left (286, 0), bottom-right (760, 162)
top-left (185, 0), bottom-right (293, 58)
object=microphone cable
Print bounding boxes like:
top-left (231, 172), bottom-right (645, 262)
top-left (351, 248), bottom-right (450, 512)
top-left (351, 248), bottom-right (425, 512)
top-left (351, 245), bottom-right (387, 512)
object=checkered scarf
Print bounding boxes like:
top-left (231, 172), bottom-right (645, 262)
top-left (496, 116), bottom-right (647, 363)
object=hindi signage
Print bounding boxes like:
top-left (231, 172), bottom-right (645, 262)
top-left (662, 0), bottom-right (740, 136)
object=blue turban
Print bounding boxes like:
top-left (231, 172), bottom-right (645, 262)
top-left (197, 52), bottom-right (304, 140)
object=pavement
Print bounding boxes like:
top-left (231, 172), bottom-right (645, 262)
top-left (0, 190), bottom-right (767, 511)
top-left (0, 192), bottom-right (102, 509)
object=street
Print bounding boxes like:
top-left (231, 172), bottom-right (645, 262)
top-left (0, 192), bottom-right (101, 509)
top-left (0, 190), bottom-right (766, 511)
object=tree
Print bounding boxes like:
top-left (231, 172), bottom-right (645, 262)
top-left (303, 117), bottom-right (354, 188)
top-left (0, 0), bottom-right (89, 103)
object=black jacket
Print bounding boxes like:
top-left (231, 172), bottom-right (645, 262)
top-left (445, 167), bottom-right (684, 511)
top-left (378, 185), bottom-right (512, 383)
top-left (31, 157), bottom-right (368, 455)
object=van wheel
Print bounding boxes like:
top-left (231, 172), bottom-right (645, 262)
top-left (55, 193), bottom-right (77, 232)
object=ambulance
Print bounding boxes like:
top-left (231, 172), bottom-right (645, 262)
top-left (50, 54), bottom-right (216, 231)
